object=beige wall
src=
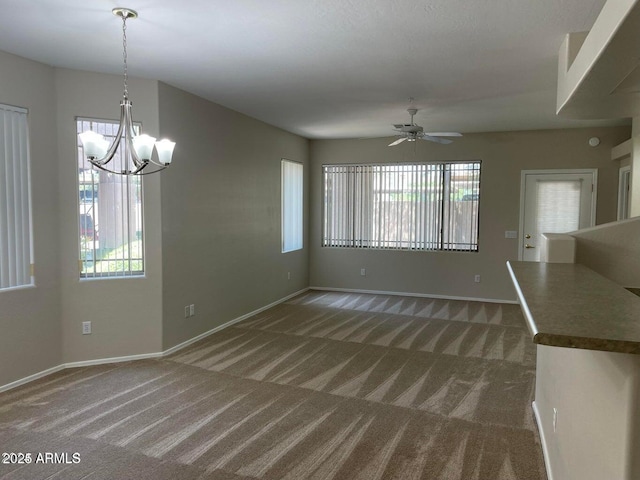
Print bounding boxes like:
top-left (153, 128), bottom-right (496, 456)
top-left (0, 47), bottom-right (631, 388)
top-left (573, 217), bottom-right (640, 288)
top-left (54, 69), bottom-right (163, 362)
top-left (535, 345), bottom-right (640, 480)
top-left (310, 127), bottom-right (630, 301)
top-left (0, 51), bottom-right (62, 386)
top-left (157, 83), bottom-right (309, 350)
top-left (0, 51), bottom-right (310, 388)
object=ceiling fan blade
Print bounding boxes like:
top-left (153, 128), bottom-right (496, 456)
top-left (420, 135), bottom-right (453, 145)
top-left (423, 132), bottom-right (463, 137)
top-left (388, 137), bottom-right (408, 146)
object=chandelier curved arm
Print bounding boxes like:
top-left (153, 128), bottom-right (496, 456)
top-left (90, 160), bottom-right (168, 176)
top-left (87, 99), bottom-right (146, 174)
top-left (130, 164), bottom-right (168, 176)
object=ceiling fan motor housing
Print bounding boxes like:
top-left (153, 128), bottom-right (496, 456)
top-left (388, 107), bottom-right (462, 146)
top-left (398, 125), bottom-right (423, 133)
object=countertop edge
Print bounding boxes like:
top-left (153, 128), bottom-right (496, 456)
top-left (534, 333), bottom-right (640, 354)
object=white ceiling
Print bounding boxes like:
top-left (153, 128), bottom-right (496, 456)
top-left (0, 0), bottom-right (629, 139)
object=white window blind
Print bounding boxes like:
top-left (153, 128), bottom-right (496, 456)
top-left (536, 179), bottom-right (581, 234)
top-left (282, 159), bottom-right (303, 252)
top-left (323, 162), bottom-right (480, 251)
top-left (0, 104), bottom-right (34, 290)
top-left (77, 118), bottom-right (144, 278)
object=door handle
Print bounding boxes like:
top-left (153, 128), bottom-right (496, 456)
top-left (525, 234), bottom-right (531, 239)
top-left (525, 244), bottom-right (535, 249)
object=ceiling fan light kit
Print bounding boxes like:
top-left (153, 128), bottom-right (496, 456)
top-left (388, 108), bottom-right (462, 147)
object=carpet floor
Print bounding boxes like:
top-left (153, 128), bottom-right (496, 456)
top-left (0, 290), bottom-right (547, 479)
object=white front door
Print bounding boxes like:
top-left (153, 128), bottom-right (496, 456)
top-left (520, 169), bottom-right (597, 261)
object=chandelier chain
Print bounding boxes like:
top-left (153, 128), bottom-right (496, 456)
top-left (122, 14), bottom-right (129, 100)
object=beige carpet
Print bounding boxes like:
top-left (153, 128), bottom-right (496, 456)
top-left (0, 290), bottom-right (547, 479)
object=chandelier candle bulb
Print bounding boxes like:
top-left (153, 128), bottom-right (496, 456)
top-left (155, 139), bottom-right (176, 164)
top-left (79, 131), bottom-right (109, 159)
top-left (132, 134), bottom-right (156, 160)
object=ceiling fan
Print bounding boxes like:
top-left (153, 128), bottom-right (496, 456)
top-left (389, 108), bottom-right (462, 146)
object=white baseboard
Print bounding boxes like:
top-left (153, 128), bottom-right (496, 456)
top-left (0, 364), bottom-right (66, 394)
top-left (63, 352), bottom-right (164, 369)
top-left (532, 400), bottom-right (554, 480)
top-left (0, 288), bottom-right (309, 393)
top-left (2, 285), bottom-right (513, 393)
top-left (162, 287), bottom-right (309, 356)
top-left (309, 286), bottom-right (519, 305)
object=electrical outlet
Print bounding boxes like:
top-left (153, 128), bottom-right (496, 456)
top-left (360, 268), bottom-right (366, 276)
top-left (287, 272), bottom-right (291, 280)
top-left (82, 321), bottom-right (91, 335)
top-left (184, 306), bottom-right (190, 318)
top-left (190, 304), bottom-right (195, 316)
top-left (474, 274), bottom-right (481, 283)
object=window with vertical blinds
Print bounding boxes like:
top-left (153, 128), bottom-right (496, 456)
top-left (323, 161), bottom-right (480, 251)
top-left (77, 118), bottom-right (144, 278)
top-left (0, 104), bottom-right (34, 290)
top-left (282, 159), bottom-right (303, 252)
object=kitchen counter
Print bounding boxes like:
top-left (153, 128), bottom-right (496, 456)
top-left (507, 261), bottom-right (640, 354)
top-left (507, 260), bottom-right (640, 480)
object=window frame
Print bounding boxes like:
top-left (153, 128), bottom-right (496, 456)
top-left (322, 160), bottom-right (481, 252)
top-left (0, 103), bottom-right (35, 291)
top-left (76, 117), bottom-right (145, 279)
top-left (281, 159), bottom-right (304, 253)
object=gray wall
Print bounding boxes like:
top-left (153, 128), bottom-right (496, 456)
top-left (0, 51), bottom-right (61, 386)
top-left (573, 217), bottom-right (640, 288)
top-left (0, 46), bottom-right (631, 388)
top-left (157, 83), bottom-right (309, 350)
top-left (535, 345), bottom-right (640, 480)
top-left (55, 69), bottom-right (163, 363)
top-left (0, 50), bottom-right (310, 388)
top-left (310, 127), bottom-right (631, 301)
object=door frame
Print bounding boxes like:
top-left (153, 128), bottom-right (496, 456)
top-left (518, 168), bottom-right (598, 260)
top-left (618, 165), bottom-right (631, 220)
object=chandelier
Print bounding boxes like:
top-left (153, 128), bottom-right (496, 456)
top-left (79, 8), bottom-right (175, 175)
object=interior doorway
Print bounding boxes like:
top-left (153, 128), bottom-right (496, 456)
top-left (618, 165), bottom-right (631, 220)
top-left (519, 169), bottom-right (597, 261)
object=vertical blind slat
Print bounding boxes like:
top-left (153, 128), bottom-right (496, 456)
top-left (322, 161), bottom-right (480, 251)
top-left (0, 105), bottom-right (32, 289)
top-left (282, 159), bottom-right (303, 252)
top-left (0, 112), bottom-right (7, 287)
